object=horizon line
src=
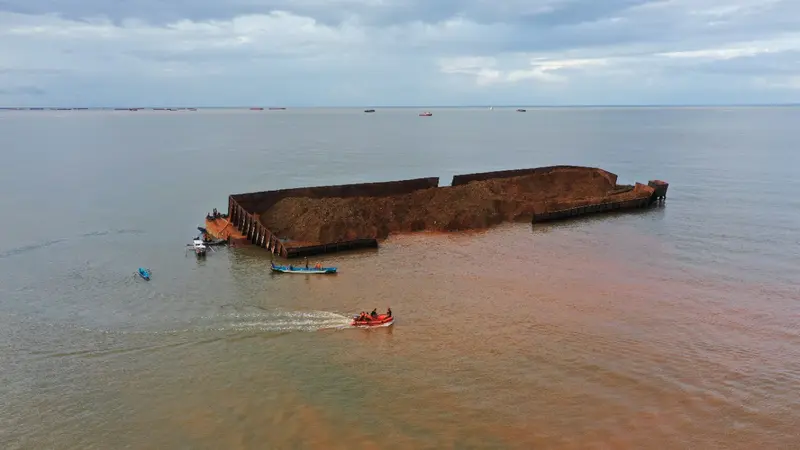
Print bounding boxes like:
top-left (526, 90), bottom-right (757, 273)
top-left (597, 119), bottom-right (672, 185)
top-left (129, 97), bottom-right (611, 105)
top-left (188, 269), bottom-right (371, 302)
top-left (1, 103), bottom-right (799, 109)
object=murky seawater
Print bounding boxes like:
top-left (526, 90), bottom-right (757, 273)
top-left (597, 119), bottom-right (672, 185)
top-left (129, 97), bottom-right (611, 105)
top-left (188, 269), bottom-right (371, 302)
top-left (1, 107), bottom-right (799, 449)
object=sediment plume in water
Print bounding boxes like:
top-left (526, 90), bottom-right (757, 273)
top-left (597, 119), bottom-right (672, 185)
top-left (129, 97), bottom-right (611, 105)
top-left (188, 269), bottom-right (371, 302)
top-left (261, 167), bottom-right (648, 245)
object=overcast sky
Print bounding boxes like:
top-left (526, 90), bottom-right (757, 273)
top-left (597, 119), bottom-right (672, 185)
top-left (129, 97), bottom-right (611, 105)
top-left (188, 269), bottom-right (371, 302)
top-left (1, 0), bottom-right (799, 106)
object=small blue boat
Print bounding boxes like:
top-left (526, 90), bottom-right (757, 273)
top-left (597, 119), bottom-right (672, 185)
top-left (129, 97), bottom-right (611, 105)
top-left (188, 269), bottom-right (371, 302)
top-left (138, 267), bottom-right (151, 280)
top-left (270, 262), bottom-right (337, 274)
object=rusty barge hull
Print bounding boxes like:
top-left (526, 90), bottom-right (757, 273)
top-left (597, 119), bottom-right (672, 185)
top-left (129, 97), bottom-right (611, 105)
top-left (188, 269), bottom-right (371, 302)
top-left (211, 166), bottom-right (668, 258)
top-left (531, 180), bottom-right (668, 223)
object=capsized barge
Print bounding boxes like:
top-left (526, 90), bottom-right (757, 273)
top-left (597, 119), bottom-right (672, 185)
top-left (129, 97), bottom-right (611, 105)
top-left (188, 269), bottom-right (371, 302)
top-left (203, 166), bottom-right (668, 258)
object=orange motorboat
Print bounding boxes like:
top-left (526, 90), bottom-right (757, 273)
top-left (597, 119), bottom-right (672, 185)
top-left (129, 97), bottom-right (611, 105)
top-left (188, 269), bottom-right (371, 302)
top-left (351, 313), bottom-right (394, 328)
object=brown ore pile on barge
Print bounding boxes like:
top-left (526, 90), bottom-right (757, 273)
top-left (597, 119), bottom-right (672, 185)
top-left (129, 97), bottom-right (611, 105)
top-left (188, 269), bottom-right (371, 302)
top-left (260, 167), bottom-right (657, 245)
top-left (212, 166), bottom-right (668, 258)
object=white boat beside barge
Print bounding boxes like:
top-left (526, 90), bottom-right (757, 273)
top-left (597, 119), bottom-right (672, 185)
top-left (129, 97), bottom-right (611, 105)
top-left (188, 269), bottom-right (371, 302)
top-left (185, 239), bottom-right (209, 257)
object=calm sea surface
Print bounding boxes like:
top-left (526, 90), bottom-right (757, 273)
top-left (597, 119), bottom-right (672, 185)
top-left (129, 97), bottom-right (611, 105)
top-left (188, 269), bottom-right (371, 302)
top-left (1, 107), bottom-right (799, 449)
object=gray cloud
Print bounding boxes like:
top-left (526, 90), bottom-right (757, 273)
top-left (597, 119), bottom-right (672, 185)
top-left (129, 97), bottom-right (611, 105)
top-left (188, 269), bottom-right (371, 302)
top-left (689, 50), bottom-right (800, 76)
top-left (0, 0), bottom-right (662, 26)
top-left (0, 0), bottom-right (799, 105)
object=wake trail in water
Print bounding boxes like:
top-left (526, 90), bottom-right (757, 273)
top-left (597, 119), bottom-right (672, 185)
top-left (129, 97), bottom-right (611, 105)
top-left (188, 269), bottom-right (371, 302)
top-left (100, 309), bottom-right (355, 336)
top-left (0, 229), bottom-right (143, 259)
top-left (15, 310), bottom-right (353, 361)
top-left (220, 310), bottom-right (353, 333)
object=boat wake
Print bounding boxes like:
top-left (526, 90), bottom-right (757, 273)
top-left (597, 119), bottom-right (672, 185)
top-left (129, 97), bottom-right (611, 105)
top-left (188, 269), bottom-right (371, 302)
top-left (222, 310), bottom-right (353, 333)
top-left (47, 310), bottom-right (352, 359)
top-left (140, 310), bottom-right (354, 335)
top-left (85, 309), bottom-right (354, 337)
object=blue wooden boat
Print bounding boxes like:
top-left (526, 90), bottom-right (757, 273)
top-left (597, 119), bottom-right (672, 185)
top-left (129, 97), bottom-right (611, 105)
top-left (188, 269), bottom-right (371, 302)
top-left (138, 267), bottom-right (151, 280)
top-left (270, 262), bottom-right (337, 274)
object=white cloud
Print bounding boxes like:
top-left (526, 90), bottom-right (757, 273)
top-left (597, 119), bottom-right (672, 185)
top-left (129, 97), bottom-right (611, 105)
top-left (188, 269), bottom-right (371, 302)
top-left (441, 32), bottom-right (800, 92)
top-left (754, 76), bottom-right (800, 90)
top-left (506, 58), bottom-right (609, 83)
top-left (439, 56), bottom-right (609, 85)
top-left (658, 34), bottom-right (800, 60)
top-left (1, 11), bottom-right (367, 58)
top-left (438, 57), bottom-right (503, 85)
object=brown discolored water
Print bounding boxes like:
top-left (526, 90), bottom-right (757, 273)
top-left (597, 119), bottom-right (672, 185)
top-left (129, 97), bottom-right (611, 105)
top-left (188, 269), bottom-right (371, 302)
top-left (1, 107), bottom-right (799, 449)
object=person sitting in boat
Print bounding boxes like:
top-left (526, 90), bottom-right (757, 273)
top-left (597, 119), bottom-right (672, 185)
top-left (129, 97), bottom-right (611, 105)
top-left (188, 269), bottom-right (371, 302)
top-left (386, 307), bottom-right (392, 318)
top-left (370, 308), bottom-right (378, 319)
top-left (289, 264), bottom-right (294, 270)
top-left (314, 262), bottom-right (322, 269)
top-left (357, 312), bottom-right (369, 322)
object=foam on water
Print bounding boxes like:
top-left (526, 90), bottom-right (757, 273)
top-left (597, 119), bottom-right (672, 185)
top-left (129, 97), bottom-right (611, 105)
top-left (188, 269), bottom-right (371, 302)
top-left (224, 310), bottom-right (354, 333)
top-left (73, 310), bottom-right (354, 337)
top-left (145, 310), bottom-right (354, 334)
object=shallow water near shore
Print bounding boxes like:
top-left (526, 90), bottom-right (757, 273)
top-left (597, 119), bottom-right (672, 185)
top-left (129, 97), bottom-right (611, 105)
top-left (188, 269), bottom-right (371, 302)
top-left (1, 107), bottom-right (799, 449)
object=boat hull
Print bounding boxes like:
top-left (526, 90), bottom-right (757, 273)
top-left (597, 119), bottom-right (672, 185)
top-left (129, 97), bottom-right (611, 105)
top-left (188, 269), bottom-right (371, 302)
top-left (192, 239), bottom-right (208, 256)
top-left (351, 314), bottom-right (394, 328)
top-left (271, 265), bottom-right (337, 274)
